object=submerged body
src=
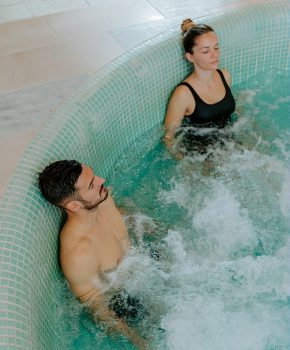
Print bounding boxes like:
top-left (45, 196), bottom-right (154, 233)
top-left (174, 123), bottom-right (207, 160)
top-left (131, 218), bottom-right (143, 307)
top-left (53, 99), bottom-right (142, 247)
top-left (176, 69), bottom-right (236, 155)
top-left (60, 193), bottom-right (129, 302)
top-left (38, 161), bottom-right (146, 349)
top-left (164, 20), bottom-right (236, 155)
top-left (179, 69), bottom-right (235, 127)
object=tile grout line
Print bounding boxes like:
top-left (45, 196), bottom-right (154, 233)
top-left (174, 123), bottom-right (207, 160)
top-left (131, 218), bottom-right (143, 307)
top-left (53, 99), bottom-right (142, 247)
top-left (142, 0), bottom-right (168, 19)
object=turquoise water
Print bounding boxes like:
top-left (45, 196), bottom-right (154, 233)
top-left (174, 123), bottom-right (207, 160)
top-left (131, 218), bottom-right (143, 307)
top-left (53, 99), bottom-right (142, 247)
top-left (69, 70), bottom-right (290, 350)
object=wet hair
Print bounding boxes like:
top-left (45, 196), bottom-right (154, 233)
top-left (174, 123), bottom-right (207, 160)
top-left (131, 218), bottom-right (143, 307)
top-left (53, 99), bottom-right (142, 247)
top-left (38, 160), bottom-right (82, 207)
top-left (181, 18), bottom-right (214, 54)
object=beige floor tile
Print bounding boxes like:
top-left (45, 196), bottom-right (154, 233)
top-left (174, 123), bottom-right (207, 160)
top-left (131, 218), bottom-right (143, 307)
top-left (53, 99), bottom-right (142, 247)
top-left (0, 32), bottom-right (124, 89)
top-left (0, 0), bottom-right (20, 5)
top-left (0, 17), bottom-right (59, 56)
top-left (0, 73), bottom-right (88, 133)
top-left (0, 67), bottom-right (13, 92)
top-left (54, 0), bottom-right (89, 12)
top-left (0, 3), bottom-right (32, 24)
top-left (44, 0), bottom-right (164, 42)
top-left (22, 0), bottom-right (63, 17)
top-left (22, 0), bottom-right (89, 17)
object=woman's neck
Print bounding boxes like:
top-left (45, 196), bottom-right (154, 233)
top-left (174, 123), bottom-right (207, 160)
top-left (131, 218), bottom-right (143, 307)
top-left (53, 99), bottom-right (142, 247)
top-left (192, 68), bottom-right (216, 85)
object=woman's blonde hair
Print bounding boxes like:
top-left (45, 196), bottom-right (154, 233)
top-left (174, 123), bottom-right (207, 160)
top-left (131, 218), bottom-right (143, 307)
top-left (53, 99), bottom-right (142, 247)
top-left (181, 18), bottom-right (196, 34)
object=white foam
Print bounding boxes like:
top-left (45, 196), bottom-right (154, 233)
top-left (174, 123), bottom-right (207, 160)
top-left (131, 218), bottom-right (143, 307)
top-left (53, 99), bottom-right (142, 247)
top-left (99, 71), bottom-right (290, 349)
top-left (279, 173), bottom-right (290, 218)
top-left (159, 250), bottom-right (290, 350)
top-left (191, 182), bottom-right (257, 260)
top-left (161, 298), bottom-right (289, 350)
top-left (152, 123), bottom-right (290, 348)
top-left (237, 89), bottom-right (257, 105)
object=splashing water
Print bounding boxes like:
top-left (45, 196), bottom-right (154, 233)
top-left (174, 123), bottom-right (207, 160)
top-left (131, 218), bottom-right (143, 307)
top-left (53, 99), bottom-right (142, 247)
top-left (68, 70), bottom-right (290, 349)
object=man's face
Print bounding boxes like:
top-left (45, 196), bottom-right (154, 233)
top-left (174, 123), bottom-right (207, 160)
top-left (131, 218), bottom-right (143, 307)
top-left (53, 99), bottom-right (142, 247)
top-left (74, 164), bottom-right (108, 210)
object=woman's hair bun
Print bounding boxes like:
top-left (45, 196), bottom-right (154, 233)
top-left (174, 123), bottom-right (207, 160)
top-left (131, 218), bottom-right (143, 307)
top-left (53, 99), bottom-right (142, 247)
top-left (181, 18), bottom-right (196, 34)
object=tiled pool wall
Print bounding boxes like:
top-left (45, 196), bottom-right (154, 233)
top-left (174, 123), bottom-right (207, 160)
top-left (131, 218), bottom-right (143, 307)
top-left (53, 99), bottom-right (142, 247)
top-left (0, 1), bottom-right (289, 349)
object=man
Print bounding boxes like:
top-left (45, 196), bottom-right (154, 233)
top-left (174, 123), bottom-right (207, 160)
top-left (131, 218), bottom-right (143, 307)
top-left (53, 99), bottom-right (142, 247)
top-left (38, 160), bottom-right (146, 349)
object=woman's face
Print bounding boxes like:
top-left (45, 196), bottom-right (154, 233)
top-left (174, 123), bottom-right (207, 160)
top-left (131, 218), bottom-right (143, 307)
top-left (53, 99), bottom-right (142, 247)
top-left (186, 31), bottom-right (220, 71)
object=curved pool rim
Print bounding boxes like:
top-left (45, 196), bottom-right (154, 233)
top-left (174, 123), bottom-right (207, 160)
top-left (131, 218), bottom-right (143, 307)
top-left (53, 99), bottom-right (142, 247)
top-left (0, 1), bottom-right (289, 349)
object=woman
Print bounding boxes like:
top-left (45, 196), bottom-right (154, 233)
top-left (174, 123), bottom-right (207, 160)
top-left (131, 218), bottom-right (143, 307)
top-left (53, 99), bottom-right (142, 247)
top-left (164, 19), bottom-right (236, 155)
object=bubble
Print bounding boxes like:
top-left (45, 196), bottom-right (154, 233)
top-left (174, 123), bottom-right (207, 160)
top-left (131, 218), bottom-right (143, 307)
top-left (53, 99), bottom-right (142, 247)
top-left (70, 70), bottom-right (290, 349)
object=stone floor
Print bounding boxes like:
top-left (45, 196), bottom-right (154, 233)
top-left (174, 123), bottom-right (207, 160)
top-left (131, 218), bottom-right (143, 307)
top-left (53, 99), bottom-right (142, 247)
top-left (0, 0), bottom-right (267, 198)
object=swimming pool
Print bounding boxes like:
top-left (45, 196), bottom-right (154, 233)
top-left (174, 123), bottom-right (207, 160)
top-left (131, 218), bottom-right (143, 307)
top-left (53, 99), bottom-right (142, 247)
top-left (0, 1), bottom-right (289, 349)
top-left (108, 69), bottom-right (290, 349)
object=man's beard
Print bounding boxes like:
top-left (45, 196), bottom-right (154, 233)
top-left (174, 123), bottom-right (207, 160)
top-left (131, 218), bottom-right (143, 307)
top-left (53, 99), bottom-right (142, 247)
top-left (80, 186), bottom-right (109, 210)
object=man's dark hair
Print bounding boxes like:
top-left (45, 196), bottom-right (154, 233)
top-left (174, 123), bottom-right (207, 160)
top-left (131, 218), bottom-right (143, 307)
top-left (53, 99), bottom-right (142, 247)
top-left (38, 160), bottom-right (82, 207)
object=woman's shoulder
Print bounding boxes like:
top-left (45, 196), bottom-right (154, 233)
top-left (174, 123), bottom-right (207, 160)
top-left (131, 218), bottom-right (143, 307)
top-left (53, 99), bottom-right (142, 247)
top-left (172, 82), bottom-right (193, 99)
top-left (219, 68), bottom-right (232, 86)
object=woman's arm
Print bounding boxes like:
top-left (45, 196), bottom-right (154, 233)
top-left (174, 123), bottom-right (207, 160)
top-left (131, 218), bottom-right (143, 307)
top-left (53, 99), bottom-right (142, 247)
top-left (164, 86), bottom-right (193, 152)
top-left (64, 247), bottom-right (147, 349)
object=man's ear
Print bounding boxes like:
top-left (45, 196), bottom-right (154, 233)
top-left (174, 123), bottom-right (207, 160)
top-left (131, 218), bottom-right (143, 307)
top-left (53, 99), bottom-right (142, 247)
top-left (65, 200), bottom-right (81, 212)
top-left (185, 52), bottom-right (194, 63)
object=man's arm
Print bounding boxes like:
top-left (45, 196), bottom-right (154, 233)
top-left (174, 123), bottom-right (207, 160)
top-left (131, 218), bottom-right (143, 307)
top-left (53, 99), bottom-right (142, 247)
top-left (63, 246), bottom-right (146, 349)
top-left (79, 287), bottom-right (146, 349)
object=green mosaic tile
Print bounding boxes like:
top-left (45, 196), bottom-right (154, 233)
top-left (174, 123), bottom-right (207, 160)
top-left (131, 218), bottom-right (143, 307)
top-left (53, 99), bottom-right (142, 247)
top-left (0, 1), bottom-right (288, 349)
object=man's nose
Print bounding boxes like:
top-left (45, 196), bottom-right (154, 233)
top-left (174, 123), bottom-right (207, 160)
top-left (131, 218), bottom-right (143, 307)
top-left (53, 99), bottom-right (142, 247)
top-left (95, 176), bottom-right (105, 186)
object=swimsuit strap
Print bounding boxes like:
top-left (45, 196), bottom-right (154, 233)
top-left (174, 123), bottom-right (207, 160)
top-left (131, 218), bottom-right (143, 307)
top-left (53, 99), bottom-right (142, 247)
top-left (216, 69), bottom-right (229, 90)
top-left (178, 70), bottom-right (230, 105)
top-left (178, 81), bottom-right (202, 101)
top-left (179, 70), bottom-right (229, 94)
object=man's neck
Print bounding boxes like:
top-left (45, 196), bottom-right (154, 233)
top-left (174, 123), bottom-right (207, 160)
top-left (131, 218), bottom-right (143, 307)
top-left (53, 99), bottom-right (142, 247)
top-left (65, 206), bottom-right (100, 227)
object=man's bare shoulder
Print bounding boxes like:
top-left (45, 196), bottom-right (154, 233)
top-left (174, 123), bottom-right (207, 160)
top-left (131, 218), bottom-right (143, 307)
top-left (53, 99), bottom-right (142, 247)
top-left (60, 231), bottom-right (100, 285)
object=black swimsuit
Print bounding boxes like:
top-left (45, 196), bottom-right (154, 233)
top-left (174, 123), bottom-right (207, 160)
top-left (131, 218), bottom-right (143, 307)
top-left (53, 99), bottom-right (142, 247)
top-left (176, 70), bottom-right (236, 154)
top-left (179, 69), bottom-right (236, 128)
